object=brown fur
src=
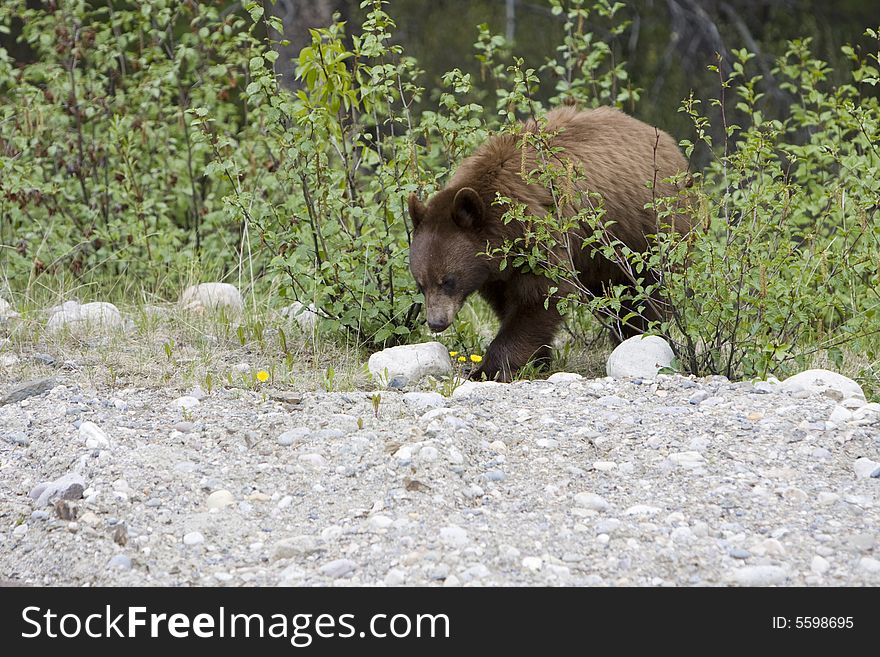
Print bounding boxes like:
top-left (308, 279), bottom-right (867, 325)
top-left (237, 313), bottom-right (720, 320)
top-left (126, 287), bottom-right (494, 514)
top-left (408, 106), bottom-right (690, 381)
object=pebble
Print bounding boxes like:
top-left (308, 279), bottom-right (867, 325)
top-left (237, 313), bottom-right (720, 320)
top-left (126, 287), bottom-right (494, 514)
top-left (574, 492), bottom-right (610, 512)
top-left (439, 525), bottom-right (468, 548)
top-left (1, 377), bottom-right (58, 406)
top-left (688, 390), bottom-right (710, 405)
top-left (810, 555), bottom-right (830, 575)
top-left (277, 427), bottom-right (310, 446)
top-left (522, 556), bottom-right (543, 571)
top-left (79, 421), bottom-right (110, 449)
top-left (183, 531), bottom-right (205, 546)
top-left (730, 565), bottom-right (788, 586)
top-left (320, 559), bottom-right (356, 578)
top-left (858, 557), bottom-right (880, 574)
top-left (172, 396), bottom-right (200, 411)
top-left (206, 490), bottom-right (234, 510)
top-left (853, 458), bottom-right (880, 479)
top-left (729, 548), bottom-right (751, 559)
top-left (107, 554), bottom-right (132, 570)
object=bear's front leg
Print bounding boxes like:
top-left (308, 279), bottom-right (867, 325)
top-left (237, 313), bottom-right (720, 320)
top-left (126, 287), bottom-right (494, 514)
top-left (471, 304), bottom-right (562, 382)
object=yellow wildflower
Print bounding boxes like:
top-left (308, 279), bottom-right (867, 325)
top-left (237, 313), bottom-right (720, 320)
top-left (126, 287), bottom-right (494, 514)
top-left (470, 354), bottom-right (483, 363)
top-left (256, 370), bottom-right (269, 382)
top-left (449, 351), bottom-right (458, 357)
top-left (457, 356), bottom-right (466, 362)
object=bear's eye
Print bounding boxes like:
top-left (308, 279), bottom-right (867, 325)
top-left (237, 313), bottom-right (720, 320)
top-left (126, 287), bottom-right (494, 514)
top-left (440, 277), bottom-right (456, 293)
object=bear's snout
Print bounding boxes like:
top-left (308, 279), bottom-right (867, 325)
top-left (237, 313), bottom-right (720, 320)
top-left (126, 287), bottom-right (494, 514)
top-left (427, 318), bottom-right (451, 332)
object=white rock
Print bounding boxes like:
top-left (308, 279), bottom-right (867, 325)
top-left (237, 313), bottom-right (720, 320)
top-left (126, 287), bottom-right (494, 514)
top-left (853, 458), bottom-right (880, 479)
top-left (547, 372), bottom-right (583, 384)
top-left (368, 342), bottom-right (452, 385)
top-left (451, 380), bottom-right (506, 399)
top-left (46, 301), bottom-right (123, 334)
top-left (277, 428), bottom-right (310, 446)
top-left (624, 504), bottom-right (661, 516)
top-left (320, 559), bottom-right (356, 578)
top-left (811, 555), bottom-right (830, 575)
top-left (859, 557), bottom-right (880, 574)
top-left (730, 565), bottom-right (788, 586)
top-left (403, 392), bottom-right (446, 411)
top-left (606, 335), bottom-right (674, 379)
top-left (281, 301), bottom-right (320, 331)
top-left (829, 406), bottom-right (853, 425)
top-left (781, 369), bottom-right (864, 400)
top-left (299, 453), bottom-right (327, 468)
top-left (172, 395), bottom-right (200, 411)
top-left (668, 451), bottom-right (706, 469)
top-left (574, 492), bottom-right (609, 512)
top-left (13, 523), bottom-right (28, 538)
top-left (852, 403), bottom-right (880, 424)
top-left (439, 525), bottom-right (468, 548)
top-left (368, 514), bottom-right (393, 530)
top-left (0, 297), bottom-right (19, 321)
top-left (79, 421), bottom-right (109, 449)
top-left (593, 461), bottom-right (618, 472)
top-left (179, 282), bottom-right (243, 314)
top-left (206, 490), bottom-right (234, 510)
top-left (183, 531), bottom-right (205, 546)
top-left (522, 556), bottom-right (543, 572)
top-left (384, 568), bottom-right (406, 586)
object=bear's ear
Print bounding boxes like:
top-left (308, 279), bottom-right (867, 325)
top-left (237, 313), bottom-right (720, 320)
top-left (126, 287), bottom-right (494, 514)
top-left (408, 193), bottom-right (426, 229)
top-left (452, 187), bottom-right (484, 231)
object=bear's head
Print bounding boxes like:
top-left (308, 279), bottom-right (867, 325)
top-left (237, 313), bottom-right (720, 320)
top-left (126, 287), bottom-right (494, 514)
top-left (407, 187), bottom-right (494, 333)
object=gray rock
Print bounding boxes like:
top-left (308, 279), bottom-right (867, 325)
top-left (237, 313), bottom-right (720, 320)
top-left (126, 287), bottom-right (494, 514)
top-left (606, 335), bottom-right (674, 379)
top-left (183, 531), bottom-right (205, 546)
top-left (277, 427), bottom-right (311, 446)
top-left (574, 492), bottom-right (610, 512)
top-left (368, 342), bottom-right (452, 385)
top-left (439, 525), bottom-right (468, 547)
top-left (107, 555), bottom-right (132, 570)
top-left (1, 377), bottom-right (58, 406)
top-left (320, 558), bottom-right (356, 578)
top-left (688, 390), bottom-right (710, 405)
top-left (403, 392), bottom-right (446, 411)
top-left (3, 432), bottom-right (29, 447)
top-left (272, 535), bottom-right (322, 560)
top-left (729, 548), bottom-right (751, 559)
top-left (31, 473), bottom-right (86, 507)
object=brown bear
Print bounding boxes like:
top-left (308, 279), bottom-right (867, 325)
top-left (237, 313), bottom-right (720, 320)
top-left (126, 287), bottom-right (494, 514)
top-left (408, 105), bottom-right (690, 382)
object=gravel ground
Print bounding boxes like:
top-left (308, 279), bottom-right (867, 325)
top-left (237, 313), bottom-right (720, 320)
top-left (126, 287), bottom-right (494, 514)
top-left (1, 371), bottom-right (879, 587)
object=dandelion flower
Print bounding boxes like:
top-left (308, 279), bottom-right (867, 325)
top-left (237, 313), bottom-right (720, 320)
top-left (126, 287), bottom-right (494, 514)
top-left (457, 356), bottom-right (466, 363)
top-left (470, 354), bottom-right (483, 363)
top-left (449, 351), bottom-right (458, 358)
top-left (256, 370), bottom-right (269, 382)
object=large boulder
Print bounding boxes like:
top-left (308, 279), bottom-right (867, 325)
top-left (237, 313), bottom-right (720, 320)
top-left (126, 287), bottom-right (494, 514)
top-left (781, 369), bottom-right (864, 401)
top-left (179, 283), bottom-right (243, 314)
top-left (606, 335), bottom-right (674, 379)
top-left (368, 342), bottom-right (452, 385)
top-left (46, 301), bottom-right (123, 334)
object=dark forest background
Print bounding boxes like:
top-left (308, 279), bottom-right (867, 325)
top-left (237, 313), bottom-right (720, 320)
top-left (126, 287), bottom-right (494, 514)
top-left (3, 0), bottom-right (879, 141)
